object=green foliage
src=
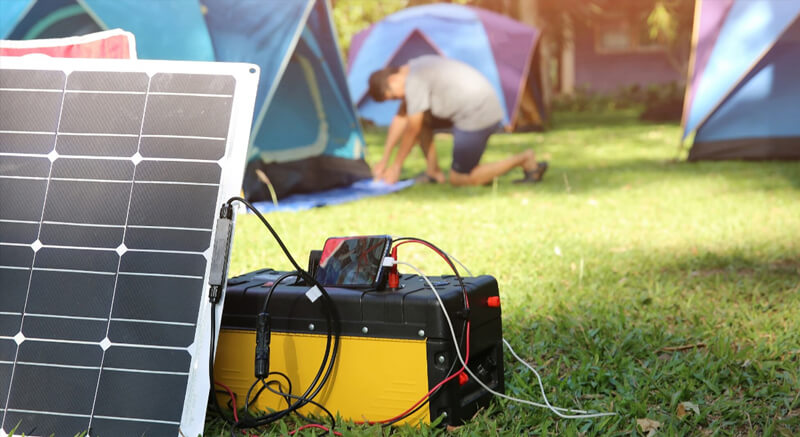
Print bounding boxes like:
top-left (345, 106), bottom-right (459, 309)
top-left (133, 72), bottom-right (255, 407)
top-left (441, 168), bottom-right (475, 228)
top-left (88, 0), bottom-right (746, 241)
top-left (648, 2), bottom-right (678, 43)
top-left (331, 0), bottom-right (408, 60)
top-left (639, 82), bottom-right (684, 122)
top-left (551, 87), bottom-right (640, 113)
top-left (645, 0), bottom-right (695, 74)
top-left (552, 83), bottom-right (684, 122)
top-left (206, 111), bottom-right (800, 436)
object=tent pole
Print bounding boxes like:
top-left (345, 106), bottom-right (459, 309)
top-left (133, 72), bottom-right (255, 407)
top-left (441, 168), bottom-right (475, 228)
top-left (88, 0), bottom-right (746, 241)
top-left (677, 0), bottom-right (703, 158)
top-left (679, 0), bottom-right (702, 135)
top-left (508, 31), bottom-right (540, 132)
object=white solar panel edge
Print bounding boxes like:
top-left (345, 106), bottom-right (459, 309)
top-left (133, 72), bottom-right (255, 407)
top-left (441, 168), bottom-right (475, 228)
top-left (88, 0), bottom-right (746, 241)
top-left (180, 61), bottom-right (260, 437)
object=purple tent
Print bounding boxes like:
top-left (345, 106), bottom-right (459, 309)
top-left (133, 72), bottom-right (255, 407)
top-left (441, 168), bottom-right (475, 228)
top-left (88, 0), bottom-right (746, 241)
top-left (347, 3), bottom-right (546, 131)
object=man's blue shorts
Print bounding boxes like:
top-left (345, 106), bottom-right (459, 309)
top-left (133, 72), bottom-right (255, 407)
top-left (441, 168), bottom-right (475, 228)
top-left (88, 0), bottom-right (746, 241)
top-left (451, 124), bottom-right (499, 174)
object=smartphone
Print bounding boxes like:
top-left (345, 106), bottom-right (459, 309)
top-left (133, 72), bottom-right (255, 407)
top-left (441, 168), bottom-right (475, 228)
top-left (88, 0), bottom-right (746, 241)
top-left (315, 235), bottom-right (392, 289)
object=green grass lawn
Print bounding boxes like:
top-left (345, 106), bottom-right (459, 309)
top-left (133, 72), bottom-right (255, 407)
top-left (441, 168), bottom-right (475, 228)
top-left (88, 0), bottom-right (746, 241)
top-left (208, 111), bottom-right (800, 436)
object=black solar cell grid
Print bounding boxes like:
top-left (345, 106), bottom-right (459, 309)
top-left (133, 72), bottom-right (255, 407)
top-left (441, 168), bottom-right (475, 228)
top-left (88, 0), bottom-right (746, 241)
top-left (0, 59), bottom-right (257, 436)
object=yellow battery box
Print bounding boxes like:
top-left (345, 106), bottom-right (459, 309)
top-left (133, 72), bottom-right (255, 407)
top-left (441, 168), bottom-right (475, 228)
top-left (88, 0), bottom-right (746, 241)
top-left (214, 269), bottom-right (504, 426)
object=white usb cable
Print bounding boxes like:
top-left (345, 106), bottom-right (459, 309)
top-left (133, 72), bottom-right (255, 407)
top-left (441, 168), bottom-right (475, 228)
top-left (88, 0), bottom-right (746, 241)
top-left (394, 260), bottom-right (616, 419)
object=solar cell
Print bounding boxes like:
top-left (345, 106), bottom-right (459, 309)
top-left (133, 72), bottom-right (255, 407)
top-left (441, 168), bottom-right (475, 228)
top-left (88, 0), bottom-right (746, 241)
top-left (0, 56), bottom-right (258, 436)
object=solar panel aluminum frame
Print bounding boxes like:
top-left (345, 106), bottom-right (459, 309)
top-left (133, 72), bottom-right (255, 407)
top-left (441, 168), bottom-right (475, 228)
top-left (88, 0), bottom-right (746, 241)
top-left (0, 56), bottom-right (259, 437)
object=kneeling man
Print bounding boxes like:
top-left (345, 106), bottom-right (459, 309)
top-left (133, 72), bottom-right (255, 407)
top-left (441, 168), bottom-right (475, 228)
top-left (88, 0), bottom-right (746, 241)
top-left (369, 55), bottom-right (547, 185)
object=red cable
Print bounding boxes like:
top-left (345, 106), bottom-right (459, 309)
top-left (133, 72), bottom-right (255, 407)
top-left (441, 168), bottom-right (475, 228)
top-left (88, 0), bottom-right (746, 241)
top-left (214, 381), bottom-right (262, 436)
top-left (355, 322), bottom-right (471, 425)
top-left (391, 240), bottom-right (468, 308)
top-left (400, 239), bottom-right (471, 360)
top-left (352, 239), bottom-right (472, 425)
top-left (214, 381), bottom-right (239, 423)
top-left (289, 423), bottom-right (343, 436)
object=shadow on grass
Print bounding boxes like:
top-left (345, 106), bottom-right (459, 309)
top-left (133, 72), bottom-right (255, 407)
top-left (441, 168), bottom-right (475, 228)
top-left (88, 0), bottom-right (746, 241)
top-left (546, 158), bottom-right (800, 192)
top-left (387, 157), bottom-right (800, 202)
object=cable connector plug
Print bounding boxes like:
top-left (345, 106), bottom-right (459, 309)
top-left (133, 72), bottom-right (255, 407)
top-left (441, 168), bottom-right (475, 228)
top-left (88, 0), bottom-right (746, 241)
top-left (387, 247), bottom-right (399, 289)
top-left (254, 312), bottom-right (271, 378)
top-left (208, 203), bottom-right (234, 303)
top-left (219, 202), bottom-right (233, 220)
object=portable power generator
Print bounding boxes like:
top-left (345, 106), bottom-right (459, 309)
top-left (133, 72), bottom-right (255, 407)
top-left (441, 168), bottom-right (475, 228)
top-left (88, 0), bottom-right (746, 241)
top-left (214, 268), bottom-right (505, 426)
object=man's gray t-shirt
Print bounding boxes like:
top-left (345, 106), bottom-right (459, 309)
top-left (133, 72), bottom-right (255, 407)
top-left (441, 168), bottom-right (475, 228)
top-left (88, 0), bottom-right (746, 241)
top-left (404, 55), bottom-right (503, 131)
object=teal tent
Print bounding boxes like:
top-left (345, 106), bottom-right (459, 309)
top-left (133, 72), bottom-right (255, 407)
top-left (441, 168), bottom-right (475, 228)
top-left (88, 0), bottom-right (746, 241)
top-left (0, 0), bottom-right (370, 200)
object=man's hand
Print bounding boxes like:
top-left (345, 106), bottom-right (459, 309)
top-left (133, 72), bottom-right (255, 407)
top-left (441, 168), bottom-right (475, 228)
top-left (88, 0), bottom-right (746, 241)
top-left (381, 164), bottom-right (402, 185)
top-left (382, 112), bottom-right (423, 185)
top-left (372, 159), bottom-right (388, 180)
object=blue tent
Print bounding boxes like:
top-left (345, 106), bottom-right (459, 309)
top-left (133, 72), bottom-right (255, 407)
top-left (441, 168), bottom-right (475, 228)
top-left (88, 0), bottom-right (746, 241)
top-left (682, 0), bottom-right (800, 160)
top-left (0, 0), bottom-right (370, 199)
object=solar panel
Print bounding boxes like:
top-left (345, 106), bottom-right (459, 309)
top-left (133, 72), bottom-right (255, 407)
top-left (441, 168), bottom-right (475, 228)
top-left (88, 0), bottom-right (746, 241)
top-left (0, 56), bottom-right (258, 436)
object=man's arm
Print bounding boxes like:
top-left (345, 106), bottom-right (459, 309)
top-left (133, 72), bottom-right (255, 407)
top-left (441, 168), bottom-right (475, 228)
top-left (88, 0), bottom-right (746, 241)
top-left (382, 111), bottom-right (423, 184)
top-left (372, 103), bottom-right (407, 179)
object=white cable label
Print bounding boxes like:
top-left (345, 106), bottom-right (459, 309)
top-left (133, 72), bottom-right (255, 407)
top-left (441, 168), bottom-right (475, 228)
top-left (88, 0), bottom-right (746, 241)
top-left (306, 285), bottom-right (322, 303)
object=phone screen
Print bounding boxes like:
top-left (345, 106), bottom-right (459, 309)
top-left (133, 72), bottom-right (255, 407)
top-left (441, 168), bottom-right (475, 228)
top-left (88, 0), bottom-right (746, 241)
top-left (315, 235), bottom-right (391, 288)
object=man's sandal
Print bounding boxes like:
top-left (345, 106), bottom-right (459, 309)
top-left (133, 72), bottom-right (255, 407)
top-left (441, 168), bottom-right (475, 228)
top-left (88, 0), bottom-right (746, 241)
top-left (513, 161), bottom-right (548, 184)
top-left (413, 171), bottom-right (442, 184)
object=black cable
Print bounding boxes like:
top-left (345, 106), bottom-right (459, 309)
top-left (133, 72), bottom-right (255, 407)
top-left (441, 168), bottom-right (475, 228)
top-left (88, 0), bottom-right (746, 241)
top-left (245, 376), bottom-right (320, 426)
top-left (230, 274), bottom-right (336, 429)
top-left (267, 371), bottom-right (293, 396)
top-left (261, 379), bottom-right (337, 426)
top-left (225, 197), bottom-right (305, 273)
top-left (249, 372), bottom-right (293, 408)
top-left (244, 277), bottom-right (333, 425)
top-left (208, 204), bottom-right (468, 432)
top-left (243, 376), bottom-right (336, 430)
top-left (211, 197), bottom-right (342, 433)
top-left (259, 380), bottom-right (291, 408)
top-left (260, 272), bottom-right (299, 313)
top-left (239, 287), bottom-right (336, 428)
top-left (220, 197), bottom-right (341, 428)
top-left (265, 380), bottom-right (336, 429)
top-left (244, 376), bottom-right (265, 415)
top-left (214, 390), bottom-right (235, 411)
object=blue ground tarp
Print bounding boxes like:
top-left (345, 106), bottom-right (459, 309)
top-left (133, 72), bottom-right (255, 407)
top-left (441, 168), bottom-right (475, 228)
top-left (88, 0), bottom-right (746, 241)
top-left (252, 179), bottom-right (415, 213)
